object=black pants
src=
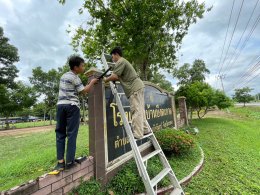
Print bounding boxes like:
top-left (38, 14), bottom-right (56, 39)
top-left (55, 104), bottom-right (80, 163)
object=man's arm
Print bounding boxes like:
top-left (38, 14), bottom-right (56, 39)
top-left (104, 73), bottom-right (119, 83)
top-left (80, 78), bottom-right (99, 95)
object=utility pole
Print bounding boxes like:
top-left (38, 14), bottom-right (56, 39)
top-left (217, 74), bottom-right (230, 113)
top-left (218, 74), bottom-right (226, 93)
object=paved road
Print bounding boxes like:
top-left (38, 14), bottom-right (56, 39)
top-left (235, 102), bottom-right (260, 106)
top-left (0, 125), bottom-right (55, 137)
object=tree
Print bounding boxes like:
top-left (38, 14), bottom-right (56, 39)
top-left (29, 67), bottom-right (62, 124)
top-left (186, 81), bottom-right (214, 119)
top-left (59, 0), bottom-right (209, 80)
top-left (150, 72), bottom-right (174, 92)
top-left (233, 87), bottom-right (254, 107)
top-left (254, 93), bottom-right (260, 102)
top-left (0, 26), bottom-right (36, 129)
top-left (174, 59), bottom-right (210, 85)
top-left (0, 82), bottom-right (37, 129)
top-left (16, 108), bottom-right (32, 118)
top-left (213, 90), bottom-right (233, 110)
top-left (176, 82), bottom-right (232, 119)
top-left (174, 59), bottom-right (210, 118)
top-left (0, 27), bottom-right (19, 88)
top-left (32, 102), bottom-right (47, 118)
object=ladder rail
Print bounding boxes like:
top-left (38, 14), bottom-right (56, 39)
top-left (145, 119), bottom-right (182, 189)
top-left (102, 52), bottom-right (155, 194)
top-left (101, 51), bottom-right (184, 195)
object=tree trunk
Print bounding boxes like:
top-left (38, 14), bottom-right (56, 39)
top-left (5, 117), bottom-right (10, 130)
top-left (243, 102), bottom-right (245, 107)
top-left (200, 107), bottom-right (208, 118)
top-left (50, 111), bottom-right (52, 125)
top-left (197, 109), bottom-right (202, 119)
top-left (190, 107), bottom-right (193, 120)
top-left (142, 60), bottom-right (148, 81)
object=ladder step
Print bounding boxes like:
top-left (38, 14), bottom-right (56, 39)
top-left (142, 149), bottom-right (162, 162)
top-left (170, 188), bottom-right (185, 195)
top-left (134, 133), bottom-right (153, 141)
top-left (142, 132), bottom-right (153, 139)
top-left (101, 52), bottom-right (184, 194)
top-left (151, 168), bottom-right (171, 187)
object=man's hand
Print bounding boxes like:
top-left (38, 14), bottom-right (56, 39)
top-left (90, 78), bottom-right (99, 85)
top-left (81, 78), bottom-right (99, 95)
top-left (104, 74), bottom-right (119, 83)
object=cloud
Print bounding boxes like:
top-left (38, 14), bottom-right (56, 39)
top-left (0, 0), bottom-right (259, 96)
top-left (0, 0), bottom-right (86, 84)
top-left (178, 0), bottom-right (260, 95)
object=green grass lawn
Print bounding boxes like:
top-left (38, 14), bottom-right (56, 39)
top-left (184, 107), bottom-right (260, 194)
top-left (229, 106), bottom-right (260, 119)
top-left (74, 106), bottom-right (260, 194)
top-left (1, 107), bottom-right (259, 194)
top-left (0, 125), bottom-right (89, 191)
top-left (4, 120), bottom-right (57, 129)
top-left (72, 143), bottom-right (202, 195)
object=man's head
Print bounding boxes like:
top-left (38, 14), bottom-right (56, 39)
top-left (110, 47), bottom-right (122, 62)
top-left (69, 55), bottom-right (85, 74)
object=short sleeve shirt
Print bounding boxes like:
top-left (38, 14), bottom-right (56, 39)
top-left (57, 71), bottom-right (84, 107)
top-left (113, 57), bottom-right (144, 98)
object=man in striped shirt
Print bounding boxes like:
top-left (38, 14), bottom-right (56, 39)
top-left (54, 56), bottom-right (98, 171)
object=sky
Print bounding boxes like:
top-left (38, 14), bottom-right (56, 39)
top-left (0, 0), bottom-right (259, 96)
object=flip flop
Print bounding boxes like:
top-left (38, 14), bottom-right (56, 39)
top-left (48, 170), bottom-right (60, 175)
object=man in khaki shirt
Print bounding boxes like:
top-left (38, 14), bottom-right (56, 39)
top-left (104, 47), bottom-right (150, 139)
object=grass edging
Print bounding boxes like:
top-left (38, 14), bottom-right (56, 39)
top-left (138, 146), bottom-right (205, 195)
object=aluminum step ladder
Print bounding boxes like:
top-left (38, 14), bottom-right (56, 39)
top-left (101, 52), bottom-right (184, 195)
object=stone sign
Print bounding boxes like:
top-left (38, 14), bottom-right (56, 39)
top-left (86, 69), bottom-right (179, 184)
top-left (105, 82), bottom-right (175, 165)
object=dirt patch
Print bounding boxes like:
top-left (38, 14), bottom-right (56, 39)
top-left (0, 125), bottom-right (55, 137)
top-left (192, 109), bottom-right (244, 120)
top-left (205, 109), bottom-right (230, 117)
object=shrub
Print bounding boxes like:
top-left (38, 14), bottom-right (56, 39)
top-left (155, 128), bottom-right (195, 155)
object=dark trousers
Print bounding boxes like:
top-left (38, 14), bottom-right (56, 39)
top-left (55, 104), bottom-right (80, 163)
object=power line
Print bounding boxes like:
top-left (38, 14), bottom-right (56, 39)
top-left (222, 0), bottom-right (259, 75)
top-left (232, 61), bottom-right (260, 90)
top-left (225, 11), bottom-right (260, 72)
top-left (219, 0), bottom-right (245, 74)
top-left (238, 64), bottom-right (260, 87)
top-left (240, 69), bottom-right (260, 87)
top-left (233, 54), bottom-right (260, 84)
top-left (217, 0), bottom-right (236, 74)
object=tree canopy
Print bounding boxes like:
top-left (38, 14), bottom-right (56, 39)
top-left (175, 59), bottom-right (231, 119)
top-left (0, 26), bottom-right (37, 128)
top-left (59, 0), bottom-right (209, 80)
top-left (174, 59), bottom-right (210, 85)
top-left (233, 87), bottom-right (254, 106)
top-left (29, 67), bottom-right (62, 123)
top-left (149, 72), bottom-right (174, 92)
top-left (0, 82), bottom-right (37, 128)
top-left (0, 26), bottom-right (19, 88)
